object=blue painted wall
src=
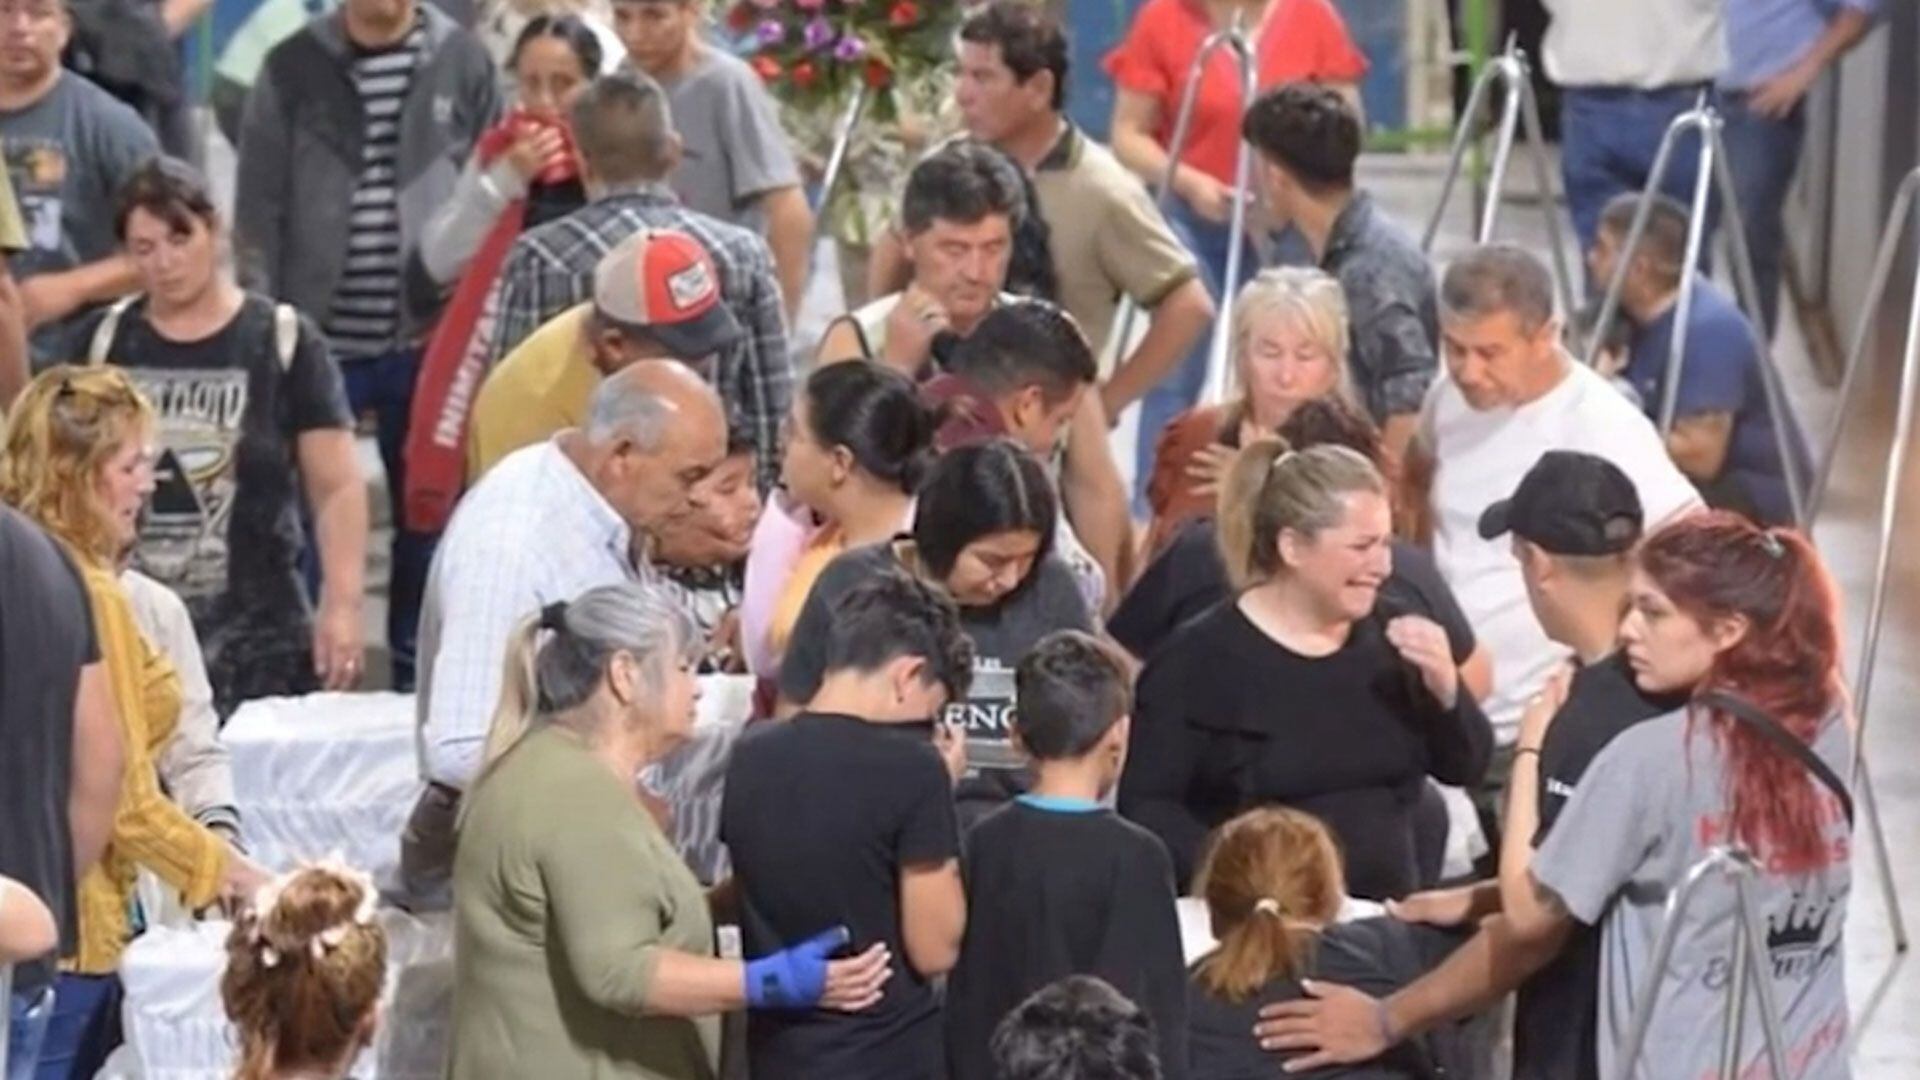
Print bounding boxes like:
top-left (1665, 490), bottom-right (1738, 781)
top-left (1334, 0), bottom-right (1405, 132)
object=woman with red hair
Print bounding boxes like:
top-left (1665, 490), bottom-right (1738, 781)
top-left (1253, 511), bottom-right (1853, 1080)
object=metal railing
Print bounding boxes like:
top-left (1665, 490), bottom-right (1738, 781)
top-left (1802, 166), bottom-right (1920, 957)
top-left (1582, 101), bottom-right (1809, 529)
top-left (811, 84), bottom-right (870, 222)
top-left (1421, 39), bottom-right (1575, 319)
top-left (1613, 847), bottom-right (1793, 1080)
top-left (1, 962), bottom-right (11, 1076)
top-left (1111, 11), bottom-right (1259, 406)
top-left (1579, 104), bottom-right (1907, 958)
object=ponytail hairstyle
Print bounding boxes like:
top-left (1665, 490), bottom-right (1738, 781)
top-left (1215, 438), bottom-right (1385, 590)
top-left (1193, 808), bottom-right (1346, 1002)
top-left (801, 360), bottom-right (942, 495)
top-left (0, 365), bottom-right (155, 564)
top-left (222, 862), bottom-right (387, 1080)
top-left (1636, 512), bottom-right (1843, 874)
top-left (473, 580), bottom-right (699, 787)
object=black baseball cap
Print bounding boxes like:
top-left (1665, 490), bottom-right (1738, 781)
top-left (1477, 450), bottom-right (1644, 555)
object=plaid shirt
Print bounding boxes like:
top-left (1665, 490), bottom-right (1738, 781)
top-left (481, 183), bottom-right (793, 490)
top-left (415, 441), bottom-right (649, 788)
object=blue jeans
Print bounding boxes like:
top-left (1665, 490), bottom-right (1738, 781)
top-left (31, 975), bottom-right (117, 1080)
top-left (1719, 93), bottom-right (1805, 337)
top-left (1561, 85), bottom-right (1717, 278)
top-left (7, 986), bottom-right (53, 1080)
top-left (1136, 199), bottom-right (1257, 507)
top-left (341, 347), bottom-right (437, 691)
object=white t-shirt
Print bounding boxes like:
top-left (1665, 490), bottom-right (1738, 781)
top-left (1540, 0), bottom-right (1725, 89)
top-left (1426, 359), bottom-right (1700, 743)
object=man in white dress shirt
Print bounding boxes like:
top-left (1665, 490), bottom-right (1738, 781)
top-left (399, 357), bottom-right (725, 907)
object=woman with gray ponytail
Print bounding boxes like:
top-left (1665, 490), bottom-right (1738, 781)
top-left (1119, 441), bottom-right (1494, 902)
top-left (448, 581), bottom-right (892, 1079)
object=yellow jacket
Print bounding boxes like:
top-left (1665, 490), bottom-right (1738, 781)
top-left (68, 553), bottom-right (227, 974)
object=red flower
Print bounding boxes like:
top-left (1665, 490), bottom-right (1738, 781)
top-left (887, 0), bottom-right (918, 27)
top-left (863, 56), bottom-right (893, 89)
top-left (750, 55), bottom-right (782, 81)
top-left (724, 2), bottom-right (754, 32)
top-left (792, 60), bottom-right (819, 89)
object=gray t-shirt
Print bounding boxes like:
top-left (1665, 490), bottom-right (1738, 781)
top-left (0, 72), bottom-right (159, 357)
top-left (0, 506), bottom-right (97, 993)
top-left (653, 46), bottom-right (800, 234)
top-left (778, 541), bottom-right (1095, 818)
top-left (1533, 707), bottom-right (1852, 1080)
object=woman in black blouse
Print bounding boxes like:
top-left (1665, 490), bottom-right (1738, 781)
top-left (1119, 442), bottom-right (1493, 900)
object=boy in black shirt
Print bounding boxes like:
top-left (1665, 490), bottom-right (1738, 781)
top-left (947, 630), bottom-right (1188, 1080)
top-left (722, 568), bottom-right (974, 1080)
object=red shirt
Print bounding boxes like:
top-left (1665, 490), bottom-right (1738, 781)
top-left (1105, 0), bottom-right (1367, 185)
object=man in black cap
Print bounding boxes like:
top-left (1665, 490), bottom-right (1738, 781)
top-left (1393, 449), bottom-right (1689, 1080)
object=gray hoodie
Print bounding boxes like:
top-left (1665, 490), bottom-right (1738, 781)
top-left (234, 3), bottom-right (499, 342)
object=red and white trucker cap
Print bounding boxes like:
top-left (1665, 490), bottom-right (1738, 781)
top-left (591, 228), bottom-right (743, 359)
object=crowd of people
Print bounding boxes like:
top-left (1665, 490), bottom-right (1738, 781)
top-left (0, 0), bottom-right (1881, 1077)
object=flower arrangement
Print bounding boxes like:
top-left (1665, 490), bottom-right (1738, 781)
top-left (725, 0), bottom-right (962, 121)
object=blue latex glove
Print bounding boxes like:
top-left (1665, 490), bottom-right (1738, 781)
top-left (743, 925), bottom-right (853, 1009)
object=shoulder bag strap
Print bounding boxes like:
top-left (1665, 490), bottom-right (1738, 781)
top-left (1698, 690), bottom-right (1854, 826)
top-left (87, 295), bottom-right (140, 365)
top-left (845, 312), bottom-right (875, 361)
top-left (272, 303), bottom-right (300, 372)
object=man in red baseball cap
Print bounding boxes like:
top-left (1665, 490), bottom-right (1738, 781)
top-left (466, 227), bottom-right (742, 480)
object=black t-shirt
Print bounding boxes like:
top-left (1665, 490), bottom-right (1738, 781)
top-left (721, 712), bottom-right (962, 1080)
top-left (0, 505), bottom-right (99, 992)
top-left (1187, 918), bottom-right (1473, 1079)
top-left (946, 801), bottom-right (1189, 1080)
top-left (1513, 653), bottom-right (1683, 1080)
top-left (778, 542), bottom-right (1094, 824)
top-left (1120, 602), bottom-right (1493, 900)
top-left (77, 294), bottom-right (353, 711)
top-left (1111, 520), bottom-right (1476, 665)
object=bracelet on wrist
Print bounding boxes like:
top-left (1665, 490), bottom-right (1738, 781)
top-left (1515, 746), bottom-right (1542, 758)
top-left (1373, 997), bottom-right (1397, 1047)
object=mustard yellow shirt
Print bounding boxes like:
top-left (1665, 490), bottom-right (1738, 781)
top-left (68, 553), bottom-right (226, 973)
top-left (466, 304), bottom-right (600, 481)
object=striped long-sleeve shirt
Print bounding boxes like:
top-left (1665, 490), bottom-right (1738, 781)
top-left (325, 18), bottom-right (427, 357)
